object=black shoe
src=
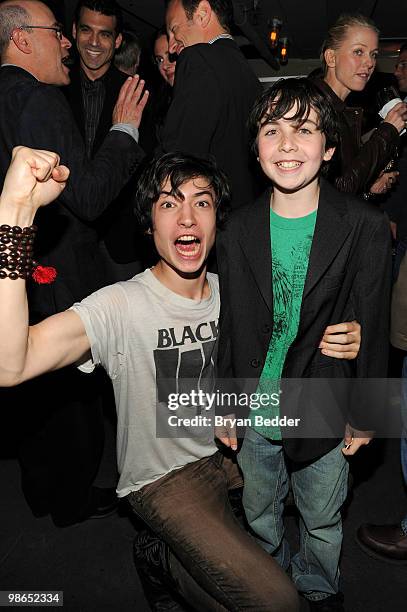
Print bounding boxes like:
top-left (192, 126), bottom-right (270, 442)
top-left (136, 567), bottom-right (185, 612)
top-left (306, 592), bottom-right (344, 612)
top-left (228, 487), bottom-right (245, 524)
top-left (134, 529), bottom-right (186, 611)
top-left (356, 523), bottom-right (407, 564)
top-left (87, 486), bottom-right (118, 519)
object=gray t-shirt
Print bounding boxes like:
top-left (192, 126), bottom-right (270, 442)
top-left (71, 269), bottom-right (219, 497)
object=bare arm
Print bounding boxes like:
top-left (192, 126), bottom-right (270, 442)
top-left (0, 147), bottom-right (90, 386)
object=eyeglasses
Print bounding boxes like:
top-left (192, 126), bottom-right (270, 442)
top-left (395, 61), bottom-right (407, 70)
top-left (20, 24), bottom-right (64, 40)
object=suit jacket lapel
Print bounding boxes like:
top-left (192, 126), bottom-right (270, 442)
top-left (93, 66), bottom-right (122, 155)
top-left (67, 65), bottom-right (86, 143)
top-left (238, 190), bottom-right (273, 312)
top-left (237, 180), bottom-right (351, 310)
top-left (303, 179), bottom-right (352, 298)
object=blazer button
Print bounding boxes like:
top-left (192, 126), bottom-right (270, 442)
top-left (262, 324), bottom-right (271, 334)
top-left (250, 358), bottom-right (260, 368)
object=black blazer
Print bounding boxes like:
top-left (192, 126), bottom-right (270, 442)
top-left (217, 179), bottom-right (392, 463)
top-left (65, 63), bottom-right (144, 266)
top-left (65, 63), bottom-right (127, 158)
top-left (159, 38), bottom-right (263, 208)
top-left (0, 66), bottom-right (143, 317)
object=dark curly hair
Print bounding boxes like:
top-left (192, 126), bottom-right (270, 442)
top-left (74, 0), bottom-right (123, 34)
top-left (248, 77), bottom-right (339, 157)
top-left (134, 152), bottom-right (230, 234)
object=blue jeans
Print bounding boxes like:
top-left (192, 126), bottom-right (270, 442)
top-left (238, 427), bottom-right (348, 602)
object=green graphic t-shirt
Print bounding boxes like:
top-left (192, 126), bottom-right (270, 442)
top-left (252, 206), bottom-right (317, 440)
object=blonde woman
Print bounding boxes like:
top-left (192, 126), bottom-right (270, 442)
top-left (314, 14), bottom-right (407, 196)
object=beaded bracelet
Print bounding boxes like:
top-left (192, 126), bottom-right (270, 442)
top-left (0, 224), bottom-right (56, 283)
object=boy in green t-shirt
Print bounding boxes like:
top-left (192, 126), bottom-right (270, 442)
top-left (216, 78), bottom-right (391, 611)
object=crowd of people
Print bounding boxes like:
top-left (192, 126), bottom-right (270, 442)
top-left (0, 0), bottom-right (407, 611)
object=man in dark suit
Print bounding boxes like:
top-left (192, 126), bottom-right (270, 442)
top-left (0, 0), bottom-right (147, 526)
top-left (162, 0), bottom-right (262, 208)
top-left (63, 0), bottom-right (143, 527)
top-left (69, 0), bottom-right (124, 159)
top-left (216, 78), bottom-right (391, 610)
top-left (66, 0), bottom-right (143, 284)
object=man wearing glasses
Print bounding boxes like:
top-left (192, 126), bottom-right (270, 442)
top-left (0, 0), bottom-right (148, 527)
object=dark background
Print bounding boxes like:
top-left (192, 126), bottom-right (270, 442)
top-left (55, 0), bottom-right (407, 62)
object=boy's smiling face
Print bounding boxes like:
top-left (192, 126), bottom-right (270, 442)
top-left (257, 105), bottom-right (335, 195)
top-left (151, 176), bottom-right (216, 279)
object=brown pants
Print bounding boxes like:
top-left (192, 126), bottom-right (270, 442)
top-left (128, 451), bottom-right (299, 611)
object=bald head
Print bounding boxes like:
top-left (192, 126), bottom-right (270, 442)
top-left (0, 0), bottom-right (30, 56)
top-left (0, 1), bottom-right (56, 57)
top-left (0, 0), bottom-right (71, 85)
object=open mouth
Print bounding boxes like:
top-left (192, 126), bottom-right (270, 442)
top-left (276, 161), bottom-right (302, 169)
top-left (174, 235), bottom-right (201, 257)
